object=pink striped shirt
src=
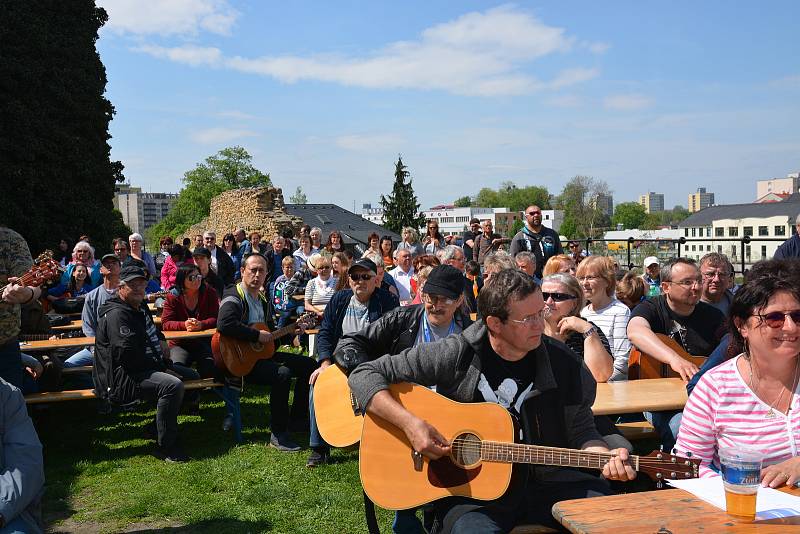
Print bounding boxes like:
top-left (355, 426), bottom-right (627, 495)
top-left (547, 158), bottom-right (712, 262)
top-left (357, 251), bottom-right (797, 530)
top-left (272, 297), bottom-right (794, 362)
top-left (675, 355), bottom-right (800, 478)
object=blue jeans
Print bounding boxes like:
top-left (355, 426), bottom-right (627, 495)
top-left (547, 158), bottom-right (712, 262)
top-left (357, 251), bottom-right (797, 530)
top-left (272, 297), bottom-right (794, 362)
top-left (450, 511), bottom-right (506, 534)
top-left (1, 515), bottom-right (39, 534)
top-left (308, 384), bottom-right (328, 450)
top-left (0, 338), bottom-right (23, 388)
top-left (63, 348), bottom-right (93, 367)
top-left (644, 410), bottom-right (683, 452)
top-left (393, 509), bottom-right (424, 533)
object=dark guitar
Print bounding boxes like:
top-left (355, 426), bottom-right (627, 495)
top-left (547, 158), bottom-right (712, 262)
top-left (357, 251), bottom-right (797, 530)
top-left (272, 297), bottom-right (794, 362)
top-left (20, 331), bottom-right (86, 342)
top-left (211, 313), bottom-right (317, 376)
top-left (628, 333), bottom-right (706, 380)
top-left (360, 383), bottom-right (700, 510)
top-left (0, 250), bottom-right (64, 293)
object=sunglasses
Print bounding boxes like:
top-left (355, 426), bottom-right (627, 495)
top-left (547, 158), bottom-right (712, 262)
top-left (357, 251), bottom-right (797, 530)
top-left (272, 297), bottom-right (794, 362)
top-left (187, 274), bottom-right (202, 281)
top-left (756, 311), bottom-right (800, 328)
top-left (349, 273), bottom-right (374, 282)
top-left (542, 292), bottom-right (577, 302)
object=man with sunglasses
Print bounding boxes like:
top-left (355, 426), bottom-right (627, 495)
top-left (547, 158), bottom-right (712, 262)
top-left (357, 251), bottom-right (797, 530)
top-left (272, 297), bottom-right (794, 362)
top-left (349, 269), bottom-right (635, 532)
top-left (306, 258), bottom-right (399, 466)
top-left (509, 205), bottom-right (563, 279)
top-left (627, 257), bottom-right (726, 451)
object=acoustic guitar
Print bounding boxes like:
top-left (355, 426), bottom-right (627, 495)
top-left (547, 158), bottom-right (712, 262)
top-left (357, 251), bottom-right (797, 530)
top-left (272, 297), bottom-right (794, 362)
top-left (314, 364), bottom-right (363, 447)
top-left (628, 333), bottom-right (706, 380)
top-left (359, 383), bottom-right (700, 510)
top-left (211, 313), bottom-right (316, 377)
top-left (0, 250), bottom-right (63, 293)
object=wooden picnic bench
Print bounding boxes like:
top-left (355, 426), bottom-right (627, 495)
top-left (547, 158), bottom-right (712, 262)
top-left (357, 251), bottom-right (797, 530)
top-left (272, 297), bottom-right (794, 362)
top-left (20, 328), bottom-right (216, 352)
top-left (592, 377), bottom-right (687, 415)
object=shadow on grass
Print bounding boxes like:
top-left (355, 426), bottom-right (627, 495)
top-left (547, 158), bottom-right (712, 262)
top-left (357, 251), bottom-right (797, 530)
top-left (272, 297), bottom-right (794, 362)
top-left (125, 518), bottom-right (273, 533)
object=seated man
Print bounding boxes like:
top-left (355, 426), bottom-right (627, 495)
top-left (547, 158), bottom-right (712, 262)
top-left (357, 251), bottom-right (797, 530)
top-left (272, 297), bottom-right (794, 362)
top-left (627, 257), bottom-right (726, 451)
top-left (349, 269), bottom-right (634, 532)
top-left (1, 377), bottom-right (45, 533)
top-left (93, 266), bottom-right (200, 463)
top-left (306, 258), bottom-right (399, 466)
top-left (217, 253), bottom-right (317, 452)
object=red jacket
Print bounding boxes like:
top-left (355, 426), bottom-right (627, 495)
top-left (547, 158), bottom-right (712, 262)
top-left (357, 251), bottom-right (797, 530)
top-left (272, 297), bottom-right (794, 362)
top-left (161, 286), bottom-right (219, 347)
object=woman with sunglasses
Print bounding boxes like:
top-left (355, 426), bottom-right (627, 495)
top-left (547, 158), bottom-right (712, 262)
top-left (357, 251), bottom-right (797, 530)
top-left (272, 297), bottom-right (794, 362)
top-left (676, 259), bottom-right (800, 485)
top-left (576, 256), bottom-right (632, 382)
top-left (221, 233), bottom-right (242, 280)
top-left (304, 254), bottom-right (337, 319)
top-left (161, 264), bottom-right (220, 380)
top-left (422, 220), bottom-right (445, 254)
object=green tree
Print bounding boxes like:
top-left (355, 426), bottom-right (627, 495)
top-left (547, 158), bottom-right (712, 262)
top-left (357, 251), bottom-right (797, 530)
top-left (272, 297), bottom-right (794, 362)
top-left (453, 196), bottom-right (472, 207)
top-left (555, 176), bottom-right (610, 238)
top-left (1, 1), bottom-right (125, 254)
top-left (289, 186), bottom-right (308, 204)
top-left (380, 156), bottom-right (426, 234)
top-left (147, 146), bottom-right (271, 242)
top-left (473, 183), bottom-right (551, 212)
top-left (508, 218), bottom-right (525, 238)
top-left (611, 201), bottom-right (649, 230)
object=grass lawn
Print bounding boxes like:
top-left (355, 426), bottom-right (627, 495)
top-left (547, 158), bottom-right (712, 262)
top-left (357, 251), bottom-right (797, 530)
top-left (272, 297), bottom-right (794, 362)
top-left (36, 378), bottom-right (397, 533)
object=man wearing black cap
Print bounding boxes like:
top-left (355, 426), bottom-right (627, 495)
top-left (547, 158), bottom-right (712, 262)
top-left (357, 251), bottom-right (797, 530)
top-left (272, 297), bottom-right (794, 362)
top-left (305, 258), bottom-right (399, 467)
top-left (93, 266), bottom-right (200, 462)
top-left (192, 247), bottom-right (224, 298)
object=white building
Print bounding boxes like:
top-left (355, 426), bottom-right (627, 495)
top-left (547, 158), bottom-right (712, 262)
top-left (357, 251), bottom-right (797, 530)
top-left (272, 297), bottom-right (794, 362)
top-left (422, 206), bottom-right (563, 237)
top-left (360, 203), bottom-right (385, 225)
top-left (678, 196), bottom-right (800, 266)
top-left (756, 173), bottom-right (800, 201)
top-left (114, 185), bottom-right (178, 235)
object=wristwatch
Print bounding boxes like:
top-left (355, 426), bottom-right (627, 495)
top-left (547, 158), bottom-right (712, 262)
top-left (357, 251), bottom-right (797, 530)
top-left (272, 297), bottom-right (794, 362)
top-left (582, 326), bottom-right (598, 339)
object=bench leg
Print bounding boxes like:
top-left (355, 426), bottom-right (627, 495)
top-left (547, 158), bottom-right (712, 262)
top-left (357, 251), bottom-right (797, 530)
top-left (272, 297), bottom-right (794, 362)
top-left (216, 386), bottom-right (243, 443)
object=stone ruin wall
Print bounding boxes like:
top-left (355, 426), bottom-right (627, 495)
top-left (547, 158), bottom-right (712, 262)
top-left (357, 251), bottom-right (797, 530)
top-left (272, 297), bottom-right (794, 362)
top-left (183, 187), bottom-right (304, 241)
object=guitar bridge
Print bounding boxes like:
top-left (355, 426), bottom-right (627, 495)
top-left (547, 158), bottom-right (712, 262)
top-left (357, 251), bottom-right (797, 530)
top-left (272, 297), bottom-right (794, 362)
top-left (349, 391), bottom-right (361, 416)
top-left (412, 450), bottom-right (423, 472)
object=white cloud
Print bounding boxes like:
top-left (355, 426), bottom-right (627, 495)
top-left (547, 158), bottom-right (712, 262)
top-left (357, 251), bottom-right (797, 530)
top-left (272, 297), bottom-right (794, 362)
top-left (588, 42), bottom-right (611, 55)
top-left (98, 0), bottom-right (238, 36)
top-left (335, 134), bottom-right (404, 152)
top-left (133, 44), bottom-right (222, 66)
top-left (603, 94), bottom-right (653, 111)
top-left (134, 5), bottom-right (599, 96)
top-left (189, 127), bottom-right (257, 145)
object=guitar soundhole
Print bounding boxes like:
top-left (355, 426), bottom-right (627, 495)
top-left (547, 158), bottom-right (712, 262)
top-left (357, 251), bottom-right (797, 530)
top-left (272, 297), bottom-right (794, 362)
top-left (451, 432), bottom-right (481, 468)
top-left (249, 341), bottom-right (264, 352)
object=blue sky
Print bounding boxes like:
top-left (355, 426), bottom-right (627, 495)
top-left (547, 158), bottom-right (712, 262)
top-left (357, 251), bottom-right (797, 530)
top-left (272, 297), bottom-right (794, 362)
top-left (96, 1), bottom-right (799, 211)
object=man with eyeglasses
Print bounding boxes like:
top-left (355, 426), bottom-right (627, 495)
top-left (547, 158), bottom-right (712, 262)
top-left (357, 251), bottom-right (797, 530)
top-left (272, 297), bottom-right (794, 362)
top-left (349, 268), bottom-right (634, 532)
top-left (306, 258), bottom-right (399, 467)
top-left (509, 205), bottom-right (563, 279)
top-left (202, 231), bottom-right (235, 287)
top-left (698, 253), bottom-right (735, 315)
top-left (334, 264), bottom-right (472, 532)
top-left (627, 257), bottom-right (726, 451)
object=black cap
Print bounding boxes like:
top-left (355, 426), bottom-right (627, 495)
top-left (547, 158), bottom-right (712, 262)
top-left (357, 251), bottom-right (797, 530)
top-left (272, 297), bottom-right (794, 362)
top-left (422, 265), bottom-right (464, 299)
top-left (192, 246), bottom-right (211, 258)
top-left (348, 258), bottom-right (377, 275)
top-left (119, 266), bottom-right (147, 283)
top-left (470, 218), bottom-right (480, 224)
top-left (101, 253), bottom-right (120, 263)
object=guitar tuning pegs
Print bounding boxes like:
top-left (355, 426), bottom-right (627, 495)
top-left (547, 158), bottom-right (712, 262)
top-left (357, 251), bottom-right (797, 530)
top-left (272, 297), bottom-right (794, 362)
top-left (672, 448), bottom-right (677, 454)
top-left (656, 480), bottom-right (663, 489)
top-left (685, 451), bottom-right (692, 458)
top-left (659, 444), bottom-right (664, 452)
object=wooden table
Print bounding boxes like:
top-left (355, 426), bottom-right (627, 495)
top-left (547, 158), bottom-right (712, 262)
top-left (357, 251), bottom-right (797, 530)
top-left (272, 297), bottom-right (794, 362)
top-left (20, 328), bottom-right (216, 352)
top-left (592, 378), bottom-right (687, 415)
top-left (51, 316), bottom-right (162, 332)
top-left (552, 486), bottom-right (800, 533)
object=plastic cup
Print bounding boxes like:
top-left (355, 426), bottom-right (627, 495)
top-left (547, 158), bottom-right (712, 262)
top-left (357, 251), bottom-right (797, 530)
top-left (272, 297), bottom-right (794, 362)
top-left (719, 447), bottom-right (762, 520)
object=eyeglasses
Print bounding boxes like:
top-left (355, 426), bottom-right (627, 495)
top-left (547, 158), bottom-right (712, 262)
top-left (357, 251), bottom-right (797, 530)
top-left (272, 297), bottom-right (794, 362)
top-left (422, 294), bottom-right (456, 307)
top-left (187, 274), bottom-right (202, 281)
top-left (349, 273), bottom-right (374, 282)
top-left (507, 310), bottom-right (545, 327)
top-left (756, 311), bottom-right (800, 328)
top-left (542, 292), bottom-right (577, 302)
top-left (669, 279), bottom-right (701, 289)
top-left (527, 211), bottom-right (541, 216)
top-left (578, 275), bottom-right (599, 282)
top-left (114, 248), bottom-right (126, 253)
top-left (317, 266), bottom-right (331, 271)
top-left (701, 271), bottom-right (730, 280)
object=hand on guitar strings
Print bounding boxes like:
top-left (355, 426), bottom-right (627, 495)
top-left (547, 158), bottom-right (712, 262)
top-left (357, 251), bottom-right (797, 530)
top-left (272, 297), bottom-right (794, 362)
top-left (258, 330), bottom-right (274, 344)
top-left (1, 279), bottom-right (35, 304)
top-left (405, 416), bottom-right (451, 460)
top-left (600, 447), bottom-right (637, 481)
top-left (668, 354), bottom-right (699, 382)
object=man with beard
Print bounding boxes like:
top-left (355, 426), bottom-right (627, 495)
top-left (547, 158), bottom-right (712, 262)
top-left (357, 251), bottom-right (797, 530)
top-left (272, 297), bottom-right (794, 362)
top-left (509, 205), bottom-right (563, 279)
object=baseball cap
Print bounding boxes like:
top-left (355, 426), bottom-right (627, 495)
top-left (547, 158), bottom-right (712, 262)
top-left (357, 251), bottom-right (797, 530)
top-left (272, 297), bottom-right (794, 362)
top-left (348, 258), bottom-right (377, 275)
top-left (192, 247), bottom-right (212, 258)
top-left (470, 218), bottom-right (480, 225)
top-left (644, 256), bottom-right (660, 268)
top-left (119, 266), bottom-right (148, 283)
top-left (422, 265), bottom-right (464, 300)
top-left (101, 253), bottom-right (120, 263)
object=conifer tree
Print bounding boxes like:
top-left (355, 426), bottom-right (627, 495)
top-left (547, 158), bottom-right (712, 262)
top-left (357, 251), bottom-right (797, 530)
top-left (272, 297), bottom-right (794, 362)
top-left (380, 156), bottom-right (426, 233)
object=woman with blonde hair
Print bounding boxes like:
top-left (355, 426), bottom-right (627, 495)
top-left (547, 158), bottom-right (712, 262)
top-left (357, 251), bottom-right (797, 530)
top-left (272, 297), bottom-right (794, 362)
top-left (397, 227), bottom-right (424, 257)
top-left (542, 254), bottom-right (577, 277)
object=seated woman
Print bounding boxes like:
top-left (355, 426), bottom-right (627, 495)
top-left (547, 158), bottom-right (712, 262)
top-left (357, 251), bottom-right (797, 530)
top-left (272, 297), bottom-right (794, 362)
top-left (676, 259), bottom-right (800, 486)
top-left (331, 251), bottom-right (350, 292)
top-left (292, 235), bottom-right (315, 272)
top-left (397, 227), bottom-right (424, 258)
top-left (161, 264), bottom-right (219, 379)
top-left (361, 232), bottom-right (381, 258)
top-left (129, 233), bottom-right (157, 278)
top-left (47, 262), bottom-right (91, 301)
top-left (616, 270), bottom-right (646, 310)
top-left (542, 272), bottom-right (630, 451)
top-left (379, 236), bottom-right (395, 269)
top-left (323, 230), bottom-right (344, 257)
top-left (543, 254), bottom-right (577, 277)
top-left (245, 231), bottom-right (268, 256)
top-left (271, 256), bottom-right (302, 328)
top-left (309, 227), bottom-right (324, 253)
top-left (576, 256), bottom-right (631, 382)
top-left (160, 244), bottom-right (189, 291)
top-left (154, 236), bottom-right (173, 279)
top-left (60, 240), bottom-right (102, 288)
top-left (303, 254), bottom-right (337, 320)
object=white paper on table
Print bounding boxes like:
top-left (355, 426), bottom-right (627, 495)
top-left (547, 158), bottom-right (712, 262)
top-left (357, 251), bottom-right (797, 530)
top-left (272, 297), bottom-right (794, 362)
top-left (668, 477), bottom-right (800, 520)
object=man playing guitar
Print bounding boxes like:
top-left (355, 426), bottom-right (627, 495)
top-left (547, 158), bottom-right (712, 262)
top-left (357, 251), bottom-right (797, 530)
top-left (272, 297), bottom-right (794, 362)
top-left (349, 269), bottom-right (635, 533)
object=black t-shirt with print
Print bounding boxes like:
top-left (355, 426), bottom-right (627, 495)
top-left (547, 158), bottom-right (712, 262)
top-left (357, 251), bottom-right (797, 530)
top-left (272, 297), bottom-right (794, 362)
top-left (474, 340), bottom-right (536, 420)
top-left (631, 295), bottom-right (725, 356)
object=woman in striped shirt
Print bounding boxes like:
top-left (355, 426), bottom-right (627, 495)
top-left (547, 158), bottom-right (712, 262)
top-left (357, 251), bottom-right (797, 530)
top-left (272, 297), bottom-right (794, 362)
top-left (676, 259), bottom-right (800, 487)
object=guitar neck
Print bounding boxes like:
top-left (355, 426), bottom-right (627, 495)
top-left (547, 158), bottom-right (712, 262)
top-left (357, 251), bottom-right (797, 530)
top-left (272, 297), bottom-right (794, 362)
top-left (478, 441), bottom-right (640, 472)
top-left (271, 322), bottom-right (297, 339)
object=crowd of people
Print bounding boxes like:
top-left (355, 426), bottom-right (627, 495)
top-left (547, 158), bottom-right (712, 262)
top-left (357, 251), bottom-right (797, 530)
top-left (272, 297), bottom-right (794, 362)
top-left (1, 207), bottom-right (800, 533)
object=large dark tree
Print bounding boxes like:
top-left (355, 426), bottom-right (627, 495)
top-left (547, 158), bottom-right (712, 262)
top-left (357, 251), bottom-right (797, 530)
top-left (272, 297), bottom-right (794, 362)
top-left (1, 1), bottom-right (126, 255)
top-left (380, 156), bottom-right (426, 233)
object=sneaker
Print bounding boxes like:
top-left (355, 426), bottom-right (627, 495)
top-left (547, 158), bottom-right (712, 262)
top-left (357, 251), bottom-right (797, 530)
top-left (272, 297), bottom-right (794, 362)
top-left (222, 414), bottom-right (234, 432)
top-left (269, 432), bottom-right (301, 452)
top-left (306, 448), bottom-right (329, 468)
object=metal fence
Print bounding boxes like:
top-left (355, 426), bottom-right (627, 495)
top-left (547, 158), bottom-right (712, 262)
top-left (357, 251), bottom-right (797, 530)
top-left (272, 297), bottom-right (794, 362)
top-left (575, 236), bottom-right (788, 275)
